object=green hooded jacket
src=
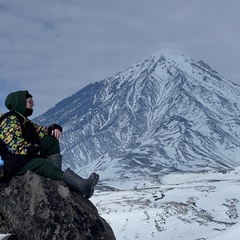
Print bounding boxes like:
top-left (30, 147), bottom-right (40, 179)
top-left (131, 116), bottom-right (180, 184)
top-left (5, 90), bottom-right (32, 117)
top-left (0, 90), bottom-right (49, 176)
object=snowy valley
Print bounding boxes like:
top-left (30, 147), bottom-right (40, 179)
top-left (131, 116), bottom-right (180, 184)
top-left (92, 168), bottom-right (240, 240)
top-left (1, 168), bottom-right (240, 239)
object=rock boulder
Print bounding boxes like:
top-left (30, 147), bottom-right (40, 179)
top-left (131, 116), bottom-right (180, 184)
top-left (0, 171), bottom-right (116, 240)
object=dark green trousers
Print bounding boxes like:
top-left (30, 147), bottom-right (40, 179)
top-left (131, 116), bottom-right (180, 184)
top-left (12, 136), bottom-right (64, 180)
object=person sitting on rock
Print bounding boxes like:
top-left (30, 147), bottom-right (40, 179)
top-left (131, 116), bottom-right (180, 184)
top-left (0, 90), bottom-right (99, 198)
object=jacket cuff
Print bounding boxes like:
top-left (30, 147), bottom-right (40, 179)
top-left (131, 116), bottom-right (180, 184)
top-left (48, 124), bottom-right (63, 135)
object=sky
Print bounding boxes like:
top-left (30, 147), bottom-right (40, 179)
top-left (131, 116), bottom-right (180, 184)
top-left (0, 0), bottom-right (240, 117)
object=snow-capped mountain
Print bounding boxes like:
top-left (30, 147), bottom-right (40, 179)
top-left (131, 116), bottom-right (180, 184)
top-left (34, 51), bottom-right (240, 185)
top-left (28, 51), bottom-right (240, 240)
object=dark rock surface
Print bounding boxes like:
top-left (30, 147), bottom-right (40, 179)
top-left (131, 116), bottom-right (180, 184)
top-left (0, 171), bottom-right (116, 240)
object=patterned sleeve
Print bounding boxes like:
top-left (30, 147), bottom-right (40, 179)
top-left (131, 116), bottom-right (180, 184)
top-left (0, 115), bottom-right (30, 155)
top-left (33, 122), bottom-right (49, 139)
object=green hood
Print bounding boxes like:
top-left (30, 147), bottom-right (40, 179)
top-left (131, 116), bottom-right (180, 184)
top-left (5, 90), bottom-right (31, 116)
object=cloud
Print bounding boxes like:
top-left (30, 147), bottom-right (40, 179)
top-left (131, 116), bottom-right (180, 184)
top-left (0, 0), bottom-right (240, 117)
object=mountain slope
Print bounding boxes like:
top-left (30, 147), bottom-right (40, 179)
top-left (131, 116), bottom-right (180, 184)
top-left (34, 51), bottom-right (240, 184)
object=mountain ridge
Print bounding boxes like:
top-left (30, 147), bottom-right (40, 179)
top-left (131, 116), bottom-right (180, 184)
top-left (34, 51), bottom-right (240, 185)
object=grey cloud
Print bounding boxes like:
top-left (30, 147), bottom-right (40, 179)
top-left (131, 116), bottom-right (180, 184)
top-left (0, 0), bottom-right (240, 117)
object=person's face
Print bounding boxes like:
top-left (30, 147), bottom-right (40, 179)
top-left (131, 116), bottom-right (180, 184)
top-left (26, 97), bottom-right (34, 109)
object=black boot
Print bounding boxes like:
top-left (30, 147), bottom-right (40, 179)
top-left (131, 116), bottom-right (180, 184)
top-left (62, 168), bottom-right (99, 198)
top-left (48, 153), bottom-right (62, 170)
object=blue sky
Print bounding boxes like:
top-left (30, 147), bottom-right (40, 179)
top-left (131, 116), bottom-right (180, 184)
top-left (0, 0), bottom-right (240, 117)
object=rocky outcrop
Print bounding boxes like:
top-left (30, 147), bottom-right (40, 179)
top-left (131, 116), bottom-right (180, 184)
top-left (0, 171), bottom-right (116, 240)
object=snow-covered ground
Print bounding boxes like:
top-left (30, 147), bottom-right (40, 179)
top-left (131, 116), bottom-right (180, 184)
top-left (1, 168), bottom-right (240, 239)
top-left (0, 234), bottom-right (10, 239)
top-left (92, 168), bottom-right (240, 240)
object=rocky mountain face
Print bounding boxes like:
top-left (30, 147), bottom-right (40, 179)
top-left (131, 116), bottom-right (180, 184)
top-left (0, 171), bottom-right (116, 240)
top-left (34, 51), bottom-right (240, 186)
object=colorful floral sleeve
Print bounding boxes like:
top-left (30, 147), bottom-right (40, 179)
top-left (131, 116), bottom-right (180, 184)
top-left (0, 115), bottom-right (30, 155)
top-left (33, 122), bottom-right (49, 139)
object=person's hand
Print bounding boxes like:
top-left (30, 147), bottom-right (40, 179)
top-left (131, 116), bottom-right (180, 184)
top-left (51, 129), bottom-right (62, 139)
top-left (48, 124), bottom-right (63, 139)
